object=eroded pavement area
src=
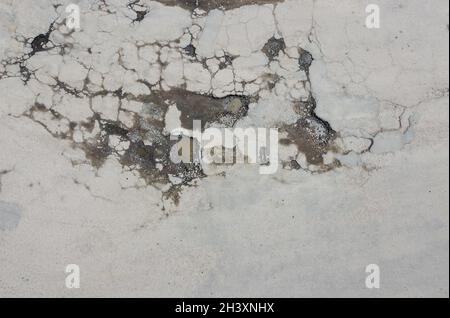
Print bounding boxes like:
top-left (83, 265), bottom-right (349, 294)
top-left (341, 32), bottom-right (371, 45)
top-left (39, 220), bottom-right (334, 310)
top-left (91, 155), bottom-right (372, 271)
top-left (0, 0), bottom-right (448, 297)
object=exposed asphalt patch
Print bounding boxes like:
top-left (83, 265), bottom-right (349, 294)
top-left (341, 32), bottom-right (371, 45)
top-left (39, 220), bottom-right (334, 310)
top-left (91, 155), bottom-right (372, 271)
top-left (262, 37), bottom-right (286, 60)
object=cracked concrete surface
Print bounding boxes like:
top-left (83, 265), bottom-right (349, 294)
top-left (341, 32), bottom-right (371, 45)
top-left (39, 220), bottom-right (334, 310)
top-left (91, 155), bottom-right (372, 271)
top-left (0, 0), bottom-right (448, 297)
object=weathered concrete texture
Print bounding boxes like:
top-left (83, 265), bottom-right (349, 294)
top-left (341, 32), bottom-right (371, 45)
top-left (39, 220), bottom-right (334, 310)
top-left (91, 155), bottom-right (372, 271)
top-left (155, 0), bottom-right (285, 11)
top-left (0, 0), bottom-right (448, 297)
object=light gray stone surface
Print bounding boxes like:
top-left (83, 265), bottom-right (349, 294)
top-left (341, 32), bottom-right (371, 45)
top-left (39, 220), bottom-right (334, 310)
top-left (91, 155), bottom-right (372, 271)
top-left (0, 0), bottom-right (448, 297)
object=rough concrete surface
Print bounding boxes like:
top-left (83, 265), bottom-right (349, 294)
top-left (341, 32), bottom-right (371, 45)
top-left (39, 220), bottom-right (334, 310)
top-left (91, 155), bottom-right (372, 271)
top-left (0, 0), bottom-right (448, 297)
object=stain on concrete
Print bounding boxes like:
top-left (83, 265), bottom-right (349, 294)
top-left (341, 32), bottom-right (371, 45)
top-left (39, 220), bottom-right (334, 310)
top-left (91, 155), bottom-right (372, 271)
top-left (262, 37), bottom-right (286, 60)
top-left (281, 97), bottom-right (336, 166)
top-left (128, 0), bottom-right (149, 22)
top-left (139, 89), bottom-right (252, 130)
top-left (281, 116), bottom-right (335, 165)
top-left (24, 88), bottom-right (253, 205)
top-left (298, 48), bottom-right (313, 73)
top-left (29, 21), bottom-right (56, 57)
top-left (183, 44), bottom-right (197, 57)
top-left (155, 0), bottom-right (285, 11)
top-left (0, 202), bottom-right (21, 231)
